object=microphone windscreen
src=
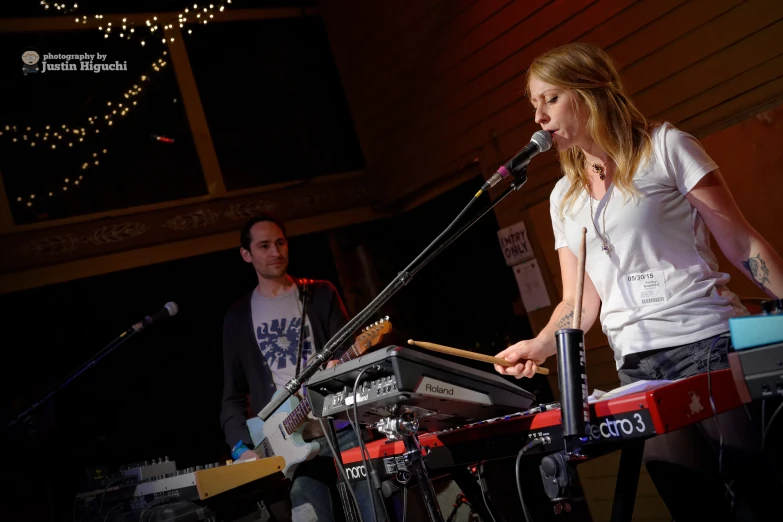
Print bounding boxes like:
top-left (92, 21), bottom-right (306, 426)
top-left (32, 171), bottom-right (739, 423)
top-left (164, 302), bottom-right (179, 317)
top-left (531, 129), bottom-right (553, 152)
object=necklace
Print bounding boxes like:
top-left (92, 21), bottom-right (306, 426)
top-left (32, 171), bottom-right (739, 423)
top-left (588, 183), bottom-right (612, 255)
top-left (589, 162), bottom-right (606, 180)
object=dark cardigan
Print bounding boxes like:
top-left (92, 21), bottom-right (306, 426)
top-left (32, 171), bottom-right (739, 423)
top-left (219, 279), bottom-right (349, 449)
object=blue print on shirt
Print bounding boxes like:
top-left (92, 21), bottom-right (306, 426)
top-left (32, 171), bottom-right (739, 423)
top-left (257, 317), bottom-right (312, 370)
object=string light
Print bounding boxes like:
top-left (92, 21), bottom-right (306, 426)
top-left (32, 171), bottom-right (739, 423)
top-left (40, 1), bottom-right (79, 14)
top-left (82, 2), bottom-right (233, 47)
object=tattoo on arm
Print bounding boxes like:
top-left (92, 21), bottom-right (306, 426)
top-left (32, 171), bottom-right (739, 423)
top-left (554, 307), bottom-right (587, 330)
top-left (741, 254), bottom-right (771, 292)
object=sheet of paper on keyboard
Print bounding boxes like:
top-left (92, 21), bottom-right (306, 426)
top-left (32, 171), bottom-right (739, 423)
top-left (588, 379), bottom-right (673, 403)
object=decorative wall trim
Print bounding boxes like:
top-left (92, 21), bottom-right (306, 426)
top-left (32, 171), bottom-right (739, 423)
top-left (0, 206), bottom-right (380, 295)
top-left (0, 171), bottom-right (373, 275)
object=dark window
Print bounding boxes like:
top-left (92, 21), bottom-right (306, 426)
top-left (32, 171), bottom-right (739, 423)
top-left (184, 15), bottom-right (366, 190)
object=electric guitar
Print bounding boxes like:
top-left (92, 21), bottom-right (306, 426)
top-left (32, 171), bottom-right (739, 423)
top-left (247, 317), bottom-right (392, 478)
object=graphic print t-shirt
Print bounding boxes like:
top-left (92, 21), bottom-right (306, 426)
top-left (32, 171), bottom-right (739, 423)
top-left (250, 286), bottom-right (314, 392)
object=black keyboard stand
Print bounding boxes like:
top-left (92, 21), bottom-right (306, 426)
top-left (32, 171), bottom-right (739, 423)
top-left (376, 410), bottom-right (445, 522)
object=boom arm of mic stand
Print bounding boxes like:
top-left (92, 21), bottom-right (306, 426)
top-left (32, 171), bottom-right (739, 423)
top-left (257, 169), bottom-right (529, 421)
top-left (3, 328), bottom-right (142, 434)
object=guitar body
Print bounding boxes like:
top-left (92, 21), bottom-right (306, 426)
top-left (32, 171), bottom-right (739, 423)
top-left (246, 390), bottom-right (320, 479)
top-left (246, 317), bottom-right (391, 480)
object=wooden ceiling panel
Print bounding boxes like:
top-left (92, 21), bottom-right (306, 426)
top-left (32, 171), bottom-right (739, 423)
top-left (602, 0), bottom-right (741, 68)
top-left (343, 0), bottom-right (514, 147)
top-left (318, 0), bottom-right (783, 208)
top-left (620, 0), bottom-right (783, 94)
top-left (324, 0), bottom-right (445, 70)
top-left (654, 53), bottom-right (783, 125)
top-left (680, 76), bottom-right (783, 135)
top-left (634, 22), bottom-right (783, 117)
top-left (367, 0), bottom-right (632, 169)
top-left (581, 0), bottom-right (689, 49)
top-left (339, 0), bottom-right (478, 93)
top-left (318, 0), bottom-right (452, 139)
top-left (360, 0), bottom-right (552, 149)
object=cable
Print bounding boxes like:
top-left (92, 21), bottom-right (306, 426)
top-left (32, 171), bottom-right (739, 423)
top-left (139, 497), bottom-right (166, 522)
top-left (515, 438), bottom-right (548, 522)
top-left (446, 494), bottom-right (471, 522)
top-left (317, 187), bottom-right (483, 361)
top-left (706, 335), bottom-right (730, 476)
top-left (4, 328), bottom-right (140, 434)
top-left (102, 503), bottom-right (122, 522)
top-left (763, 401), bottom-right (783, 451)
top-left (349, 366), bottom-right (381, 522)
top-left (318, 416), bottom-right (365, 522)
top-left (395, 190), bottom-right (481, 283)
top-left (762, 401), bottom-right (783, 488)
top-left (706, 333), bottom-right (737, 510)
top-left (97, 477), bottom-right (127, 518)
top-left (345, 399), bottom-right (390, 522)
top-left (475, 462), bottom-right (498, 522)
top-left (402, 486), bottom-right (407, 522)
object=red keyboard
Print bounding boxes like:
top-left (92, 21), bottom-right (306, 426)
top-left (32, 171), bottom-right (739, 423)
top-left (340, 369), bottom-right (742, 475)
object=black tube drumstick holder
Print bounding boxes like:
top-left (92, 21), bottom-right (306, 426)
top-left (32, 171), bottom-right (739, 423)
top-left (540, 228), bottom-right (590, 514)
top-left (539, 328), bottom-right (590, 514)
top-left (555, 328), bottom-right (590, 444)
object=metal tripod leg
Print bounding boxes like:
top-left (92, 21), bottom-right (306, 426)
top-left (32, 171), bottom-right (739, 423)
top-left (402, 431), bottom-right (445, 522)
top-left (610, 440), bottom-right (644, 522)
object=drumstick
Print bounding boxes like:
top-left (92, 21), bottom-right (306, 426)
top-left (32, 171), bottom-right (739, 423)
top-left (408, 340), bottom-right (550, 375)
top-left (572, 227), bottom-right (587, 329)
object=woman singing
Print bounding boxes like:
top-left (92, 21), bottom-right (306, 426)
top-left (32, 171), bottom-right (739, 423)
top-left (495, 42), bottom-right (782, 521)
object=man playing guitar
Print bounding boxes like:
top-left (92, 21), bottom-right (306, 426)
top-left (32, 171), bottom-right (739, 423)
top-left (220, 214), bottom-right (380, 522)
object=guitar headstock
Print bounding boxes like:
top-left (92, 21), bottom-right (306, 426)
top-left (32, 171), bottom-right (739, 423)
top-left (355, 316), bottom-right (392, 355)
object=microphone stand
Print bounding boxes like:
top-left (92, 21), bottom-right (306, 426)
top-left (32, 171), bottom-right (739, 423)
top-left (258, 167), bottom-right (530, 421)
top-left (3, 325), bottom-right (145, 434)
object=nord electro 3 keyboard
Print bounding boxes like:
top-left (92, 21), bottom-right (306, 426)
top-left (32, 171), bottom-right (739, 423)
top-left (338, 369), bottom-right (744, 482)
top-left (306, 345), bottom-right (535, 430)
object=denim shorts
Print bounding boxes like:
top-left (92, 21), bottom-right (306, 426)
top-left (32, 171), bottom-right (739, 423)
top-left (618, 332), bottom-right (731, 385)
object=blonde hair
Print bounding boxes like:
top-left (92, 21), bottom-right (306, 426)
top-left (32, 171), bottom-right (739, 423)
top-left (526, 42), bottom-right (656, 216)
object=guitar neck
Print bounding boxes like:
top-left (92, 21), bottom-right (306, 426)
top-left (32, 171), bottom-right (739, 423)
top-left (282, 342), bottom-right (361, 434)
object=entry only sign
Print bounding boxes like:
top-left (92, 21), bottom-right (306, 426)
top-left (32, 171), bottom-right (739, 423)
top-left (497, 221), bottom-right (535, 266)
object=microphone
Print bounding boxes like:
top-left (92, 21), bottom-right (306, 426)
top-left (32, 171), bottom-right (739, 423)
top-left (131, 302), bottom-right (179, 332)
top-left (481, 130), bottom-right (553, 192)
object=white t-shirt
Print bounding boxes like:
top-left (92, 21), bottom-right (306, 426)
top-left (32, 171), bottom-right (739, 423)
top-left (251, 286), bottom-right (314, 391)
top-left (550, 122), bottom-right (748, 369)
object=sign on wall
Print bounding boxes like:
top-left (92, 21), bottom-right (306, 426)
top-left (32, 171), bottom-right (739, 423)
top-left (497, 221), bottom-right (534, 266)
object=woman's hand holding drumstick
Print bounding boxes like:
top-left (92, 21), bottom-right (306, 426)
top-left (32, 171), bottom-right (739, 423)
top-left (408, 340), bottom-right (549, 375)
top-left (493, 338), bottom-right (551, 379)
